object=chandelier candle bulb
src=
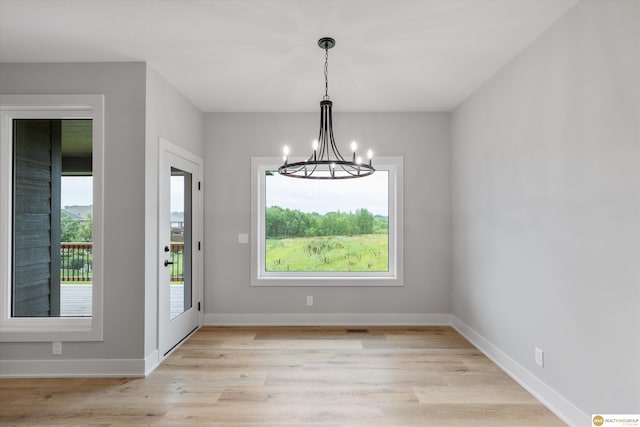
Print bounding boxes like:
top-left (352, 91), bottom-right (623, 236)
top-left (368, 149), bottom-right (373, 167)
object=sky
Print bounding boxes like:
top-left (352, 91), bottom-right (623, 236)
top-left (61, 176), bottom-right (92, 208)
top-left (171, 175), bottom-right (185, 212)
top-left (265, 171), bottom-right (388, 216)
top-left (62, 176), bottom-right (187, 212)
top-left (62, 173), bottom-right (389, 215)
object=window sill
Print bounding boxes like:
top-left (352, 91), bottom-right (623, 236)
top-left (251, 276), bottom-right (404, 287)
top-left (0, 317), bottom-right (102, 342)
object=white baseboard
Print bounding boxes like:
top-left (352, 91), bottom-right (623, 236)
top-left (451, 316), bottom-right (588, 427)
top-left (144, 349), bottom-right (160, 376)
top-left (0, 358), bottom-right (146, 378)
top-left (204, 312), bottom-right (452, 326)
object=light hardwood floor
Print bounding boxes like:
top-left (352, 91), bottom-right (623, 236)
top-left (0, 326), bottom-right (566, 426)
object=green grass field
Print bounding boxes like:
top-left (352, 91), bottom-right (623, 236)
top-left (266, 234), bottom-right (388, 272)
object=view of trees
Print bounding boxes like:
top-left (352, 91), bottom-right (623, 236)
top-left (266, 206), bottom-right (387, 239)
top-left (61, 211), bottom-right (93, 242)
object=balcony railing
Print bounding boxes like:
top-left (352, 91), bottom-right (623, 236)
top-left (60, 242), bottom-right (185, 282)
top-left (169, 243), bottom-right (185, 282)
top-left (60, 243), bottom-right (93, 282)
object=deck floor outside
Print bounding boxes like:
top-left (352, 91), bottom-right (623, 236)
top-left (60, 284), bottom-right (185, 318)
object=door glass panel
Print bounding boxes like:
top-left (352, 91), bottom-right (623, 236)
top-left (170, 167), bottom-right (192, 320)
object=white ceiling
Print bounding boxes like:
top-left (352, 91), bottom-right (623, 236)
top-left (0, 0), bottom-right (577, 112)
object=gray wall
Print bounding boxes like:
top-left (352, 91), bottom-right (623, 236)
top-left (144, 66), bottom-right (204, 359)
top-left (0, 63), bottom-right (204, 365)
top-left (452, 0), bottom-right (640, 416)
top-left (204, 112), bottom-right (451, 319)
top-left (0, 62), bottom-right (147, 360)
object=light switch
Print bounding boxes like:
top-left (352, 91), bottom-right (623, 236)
top-left (238, 233), bottom-right (248, 244)
top-left (535, 347), bottom-right (544, 367)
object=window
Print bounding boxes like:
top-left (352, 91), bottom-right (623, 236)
top-left (251, 156), bottom-right (403, 286)
top-left (0, 95), bottom-right (104, 341)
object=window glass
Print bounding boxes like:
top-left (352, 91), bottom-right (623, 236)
top-left (265, 171), bottom-right (389, 272)
top-left (12, 119), bottom-right (93, 317)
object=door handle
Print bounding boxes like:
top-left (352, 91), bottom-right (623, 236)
top-left (164, 260), bottom-right (174, 267)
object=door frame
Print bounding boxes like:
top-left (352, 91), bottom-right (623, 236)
top-left (157, 137), bottom-right (203, 358)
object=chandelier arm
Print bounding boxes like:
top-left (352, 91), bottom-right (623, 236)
top-left (285, 163), bottom-right (307, 173)
top-left (337, 162), bottom-right (358, 176)
top-left (317, 115), bottom-right (326, 162)
top-left (325, 111), bottom-right (332, 161)
top-left (319, 106), bottom-right (328, 161)
top-left (327, 106), bottom-right (346, 162)
top-left (339, 164), bottom-right (365, 177)
top-left (309, 161), bottom-right (320, 176)
top-left (316, 102), bottom-right (325, 160)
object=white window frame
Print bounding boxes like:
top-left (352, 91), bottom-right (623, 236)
top-left (0, 94), bottom-right (104, 342)
top-left (251, 156), bottom-right (404, 287)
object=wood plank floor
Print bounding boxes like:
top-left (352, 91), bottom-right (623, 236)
top-left (0, 326), bottom-right (566, 426)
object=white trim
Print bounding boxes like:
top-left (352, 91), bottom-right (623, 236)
top-left (204, 313), bottom-right (451, 326)
top-left (159, 325), bottom-right (200, 363)
top-left (144, 349), bottom-right (160, 376)
top-left (0, 347), bottom-right (177, 379)
top-left (451, 316), bottom-right (589, 427)
top-left (250, 156), bottom-right (404, 287)
top-left (0, 94), bottom-right (104, 342)
top-left (0, 358), bottom-right (145, 378)
top-left (159, 136), bottom-right (203, 166)
top-left (157, 137), bottom-right (203, 356)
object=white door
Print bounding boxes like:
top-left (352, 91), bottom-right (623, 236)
top-left (158, 139), bottom-right (202, 356)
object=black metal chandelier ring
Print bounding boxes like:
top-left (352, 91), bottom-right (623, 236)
top-left (279, 160), bottom-right (374, 179)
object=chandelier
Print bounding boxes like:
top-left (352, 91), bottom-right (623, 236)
top-left (278, 37), bottom-right (374, 179)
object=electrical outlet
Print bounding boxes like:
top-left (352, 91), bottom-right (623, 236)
top-left (306, 296), bottom-right (313, 306)
top-left (52, 341), bottom-right (62, 356)
top-left (535, 347), bottom-right (544, 367)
